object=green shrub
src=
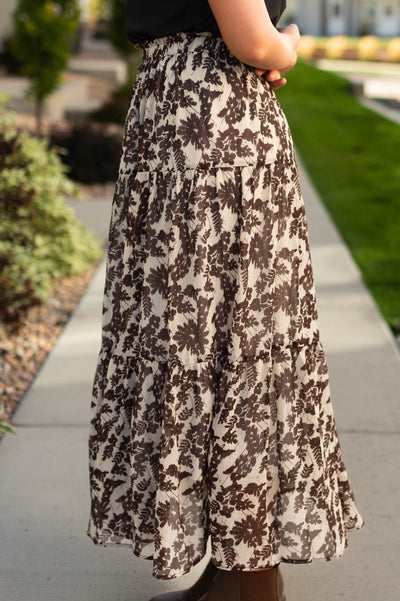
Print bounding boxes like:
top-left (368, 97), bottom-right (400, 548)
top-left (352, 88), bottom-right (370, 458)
top-left (49, 122), bottom-right (123, 183)
top-left (113, 80), bottom-right (138, 98)
top-left (90, 78), bottom-right (137, 125)
top-left (0, 400), bottom-right (15, 435)
top-left (0, 98), bottom-right (102, 320)
top-left (89, 94), bottom-right (130, 125)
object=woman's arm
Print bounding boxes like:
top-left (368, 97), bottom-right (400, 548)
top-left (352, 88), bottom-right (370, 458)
top-left (207, 0), bottom-right (299, 72)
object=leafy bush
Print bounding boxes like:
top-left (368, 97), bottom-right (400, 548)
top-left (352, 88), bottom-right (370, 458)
top-left (90, 78), bottom-right (136, 125)
top-left (89, 95), bottom-right (130, 125)
top-left (49, 122), bottom-right (123, 183)
top-left (113, 80), bottom-right (138, 98)
top-left (0, 400), bottom-right (15, 435)
top-left (0, 98), bottom-right (102, 321)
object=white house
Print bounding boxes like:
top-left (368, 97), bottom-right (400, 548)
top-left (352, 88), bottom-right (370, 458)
top-left (294, 0), bottom-right (400, 36)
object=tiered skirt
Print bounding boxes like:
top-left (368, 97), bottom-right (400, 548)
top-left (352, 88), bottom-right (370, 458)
top-left (87, 31), bottom-right (363, 580)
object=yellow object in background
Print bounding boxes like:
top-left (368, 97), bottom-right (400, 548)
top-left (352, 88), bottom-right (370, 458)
top-left (325, 35), bottom-right (349, 59)
top-left (358, 35), bottom-right (380, 60)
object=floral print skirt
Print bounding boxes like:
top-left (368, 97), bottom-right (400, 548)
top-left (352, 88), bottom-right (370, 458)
top-left (87, 31), bottom-right (364, 580)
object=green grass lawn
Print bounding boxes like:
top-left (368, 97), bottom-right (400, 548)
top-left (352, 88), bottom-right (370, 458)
top-left (277, 61), bottom-right (400, 332)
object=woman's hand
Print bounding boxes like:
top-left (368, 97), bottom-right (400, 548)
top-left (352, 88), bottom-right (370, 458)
top-left (254, 68), bottom-right (287, 89)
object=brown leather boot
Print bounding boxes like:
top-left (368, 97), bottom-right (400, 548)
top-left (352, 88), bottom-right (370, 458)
top-left (149, 559), bottom-right (219, 601)
top-left (197, 565), bottom-right (285, 601)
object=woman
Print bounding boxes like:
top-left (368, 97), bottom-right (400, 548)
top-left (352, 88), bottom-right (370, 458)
top-left (87, 1), bottom-right (364, 599)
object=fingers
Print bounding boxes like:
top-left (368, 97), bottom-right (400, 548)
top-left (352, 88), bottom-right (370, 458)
top-left (265, 69), bottom-right (281, 82)
top-left (266, 69), bottom-right (287, 87)
top-left (254, 68), bottom-right (287, 88)
top-left (269, 77), bottom-right (287, 89)
top-left (254, 68), bottom-right (280, 79)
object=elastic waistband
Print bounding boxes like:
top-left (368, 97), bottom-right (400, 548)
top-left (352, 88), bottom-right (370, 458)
top-left (135, 31), bottom-right (225, 60)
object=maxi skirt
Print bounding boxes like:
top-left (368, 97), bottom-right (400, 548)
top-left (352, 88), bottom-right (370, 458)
top-left (87, 31), bottom-right (364, 580)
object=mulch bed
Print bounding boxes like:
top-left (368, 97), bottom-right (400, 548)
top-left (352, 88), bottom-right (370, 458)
top-left (0, 261), bottom-right (101, 437)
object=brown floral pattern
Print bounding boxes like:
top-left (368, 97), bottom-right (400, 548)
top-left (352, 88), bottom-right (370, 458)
top-left (87, 31), bottom-right (363, 580)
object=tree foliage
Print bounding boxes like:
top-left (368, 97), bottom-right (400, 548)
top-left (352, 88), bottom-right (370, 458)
top-left (10, 0), bottom-right (80, 131)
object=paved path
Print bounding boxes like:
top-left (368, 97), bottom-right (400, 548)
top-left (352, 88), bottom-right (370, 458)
top-left (316, 58), bottom-right (400, 125)
top-left (1, 159), bottom-right (399, 601)
top-left (316, 59), bottom-right (400, 78)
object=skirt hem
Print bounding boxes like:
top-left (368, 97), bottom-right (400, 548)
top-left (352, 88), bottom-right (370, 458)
top-left (86, 524), bottom-right (363, 580)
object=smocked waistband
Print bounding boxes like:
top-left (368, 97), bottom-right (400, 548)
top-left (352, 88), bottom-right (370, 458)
top-left (135, 31), bottom-right (226, 60)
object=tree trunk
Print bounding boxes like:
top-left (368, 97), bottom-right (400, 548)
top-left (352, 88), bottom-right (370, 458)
top-left (35, 97), bottom-right (44, 135)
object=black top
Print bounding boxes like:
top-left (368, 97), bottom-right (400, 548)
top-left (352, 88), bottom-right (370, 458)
top-left (126, 0), bottom-right (286, 44)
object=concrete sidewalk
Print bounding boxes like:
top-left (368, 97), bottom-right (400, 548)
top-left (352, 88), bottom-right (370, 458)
top-left (316, 58), bottom-right (400, 125)
top-left (1, 159), bottom-right (399, 601)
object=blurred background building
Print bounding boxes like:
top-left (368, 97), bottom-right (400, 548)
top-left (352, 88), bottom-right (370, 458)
top-left (293, 0), bottom-right (400, 36)
top-left (2, 1), bottom-right (400, 43)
